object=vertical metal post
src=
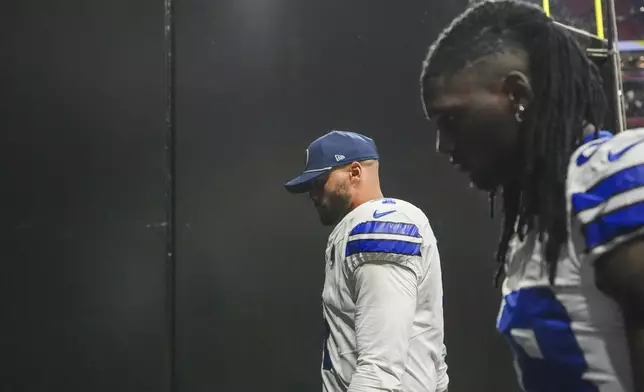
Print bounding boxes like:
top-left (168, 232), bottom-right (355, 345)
top-left (605, 0), bottom-right (627, 133)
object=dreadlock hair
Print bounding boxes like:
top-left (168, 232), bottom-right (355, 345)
top-left (420, 0), bottom-right (607, 286)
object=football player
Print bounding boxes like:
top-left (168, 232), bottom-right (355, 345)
top-left (285, 130), bottom-right (449, 392)
top-left (420, 1), bottom-right (644, 391)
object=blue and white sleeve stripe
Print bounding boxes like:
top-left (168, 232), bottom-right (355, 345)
top-left (346, 221), bottom-right (423, 258)
top-left (572, 163), bottom-right (644, 250)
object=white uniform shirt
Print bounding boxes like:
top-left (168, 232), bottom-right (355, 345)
top-left (321, 197), bottom-right (448, 392)
top-left (498, 128), bottom-right (644, 392)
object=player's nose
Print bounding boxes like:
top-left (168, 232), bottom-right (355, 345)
top-left (435, 130), bottom-right (455, 156)
top-left (308, 190), bottom-right (318, 204)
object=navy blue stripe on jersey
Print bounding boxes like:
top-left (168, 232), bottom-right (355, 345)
top-left (349, 221), bottom-right (421, 238)
top-left (582, 200), bottom-right (644, 250)
top-left (572, 163), bottom-right (644, 214)
top-left (345, 239), bottom-right (421, 257)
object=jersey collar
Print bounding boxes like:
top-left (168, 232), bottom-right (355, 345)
top-left (582, 130), bottom-right (613, 144)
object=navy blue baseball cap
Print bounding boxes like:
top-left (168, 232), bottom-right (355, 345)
top-left (284, 130), bottom-right (379, 193)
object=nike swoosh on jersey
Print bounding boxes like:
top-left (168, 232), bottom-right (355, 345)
top-left (607, 138), bottom-right (644, 161)
top-left (372, 209), bottom-right (396, 219)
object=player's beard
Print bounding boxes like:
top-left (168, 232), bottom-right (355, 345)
top-left (316, 185), bottom-right (351, 227)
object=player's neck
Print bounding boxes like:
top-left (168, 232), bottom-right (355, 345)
top-left (349, 187), bottom-right (384, 211)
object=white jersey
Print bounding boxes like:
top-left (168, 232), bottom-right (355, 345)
top-left (497, 128), bottom-right (644, 392)
top-left (321, 197), bottom-right (448, 392)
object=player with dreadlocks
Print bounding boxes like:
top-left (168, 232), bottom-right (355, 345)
top-left (420, 1), bottom-right (644, 391)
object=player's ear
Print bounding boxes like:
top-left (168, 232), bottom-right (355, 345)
top-left (348, 162), bottom-right (362, 182)
top-left (503, 71), bottom-right (533, 107)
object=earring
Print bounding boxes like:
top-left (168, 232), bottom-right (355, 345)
top-left (515, 104), bottom-right (525, 123)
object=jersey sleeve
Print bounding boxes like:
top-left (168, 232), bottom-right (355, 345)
top-left (344, 215), bottom-right (425, 278)
top-left (568, 129), bottom-right (644, 261)
top-left (347, 261), bottom-right (417, 392)
top-left (436, 343), bottom-right (449, 392)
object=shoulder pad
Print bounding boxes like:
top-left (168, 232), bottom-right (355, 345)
top-left (345, 198), bottom-right (425, 266)
top-left (568, 128), bottom-right (644, 256)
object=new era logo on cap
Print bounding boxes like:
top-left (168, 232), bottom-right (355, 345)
top-left (284, 130), bottom-right (379, 193)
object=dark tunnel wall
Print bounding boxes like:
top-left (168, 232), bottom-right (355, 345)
top-left (4, 0), bottom-right (517, 391)
top-left (2, 0), bottom-right (169, 391)
top-left (175, 1), bottom-right (515, 392)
